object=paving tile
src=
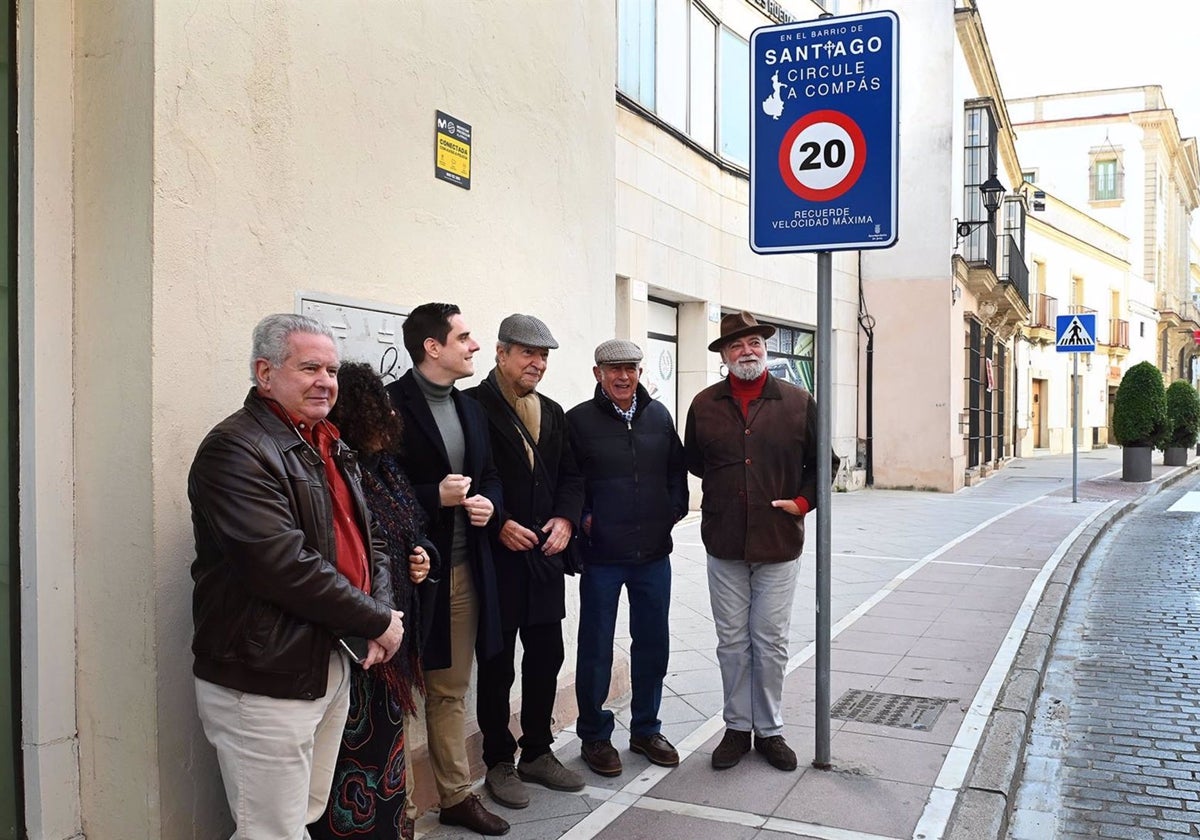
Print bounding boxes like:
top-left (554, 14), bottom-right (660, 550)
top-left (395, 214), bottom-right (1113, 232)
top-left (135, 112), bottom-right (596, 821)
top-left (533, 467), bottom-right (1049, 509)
top-left (826, 729), bottom-right (950, 786)
top-left (647, 749), bottom-right (804, 814)
top-left (830, 627), bottom-right (920, 656)
top-left (903, 633), bottom-right (1002, 663)
top-left (887, 654), bottom-right (992, 685)
top-left (594, 806), bottom-right (759, 840)
top-left (770, 769), bottom-right (928, 836)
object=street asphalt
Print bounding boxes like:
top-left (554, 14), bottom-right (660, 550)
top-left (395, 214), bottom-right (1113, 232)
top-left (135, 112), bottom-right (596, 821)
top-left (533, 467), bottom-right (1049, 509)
top-left (412, 447), bottom-right (1199, 840)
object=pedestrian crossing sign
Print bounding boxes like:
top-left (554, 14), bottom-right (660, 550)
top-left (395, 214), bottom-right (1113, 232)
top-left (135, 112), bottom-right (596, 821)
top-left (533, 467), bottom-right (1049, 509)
top-left (1055, 313), bottom-right (1096, 353)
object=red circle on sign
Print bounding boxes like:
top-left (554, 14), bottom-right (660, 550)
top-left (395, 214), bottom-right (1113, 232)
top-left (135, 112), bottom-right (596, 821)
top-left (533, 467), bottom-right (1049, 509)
top-left (777, 109), bottom-right (867, 202)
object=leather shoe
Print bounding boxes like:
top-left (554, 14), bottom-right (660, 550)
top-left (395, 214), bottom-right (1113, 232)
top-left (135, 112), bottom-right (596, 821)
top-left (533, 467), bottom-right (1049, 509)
top-left (754, 734), bottom-right (798, 771)
top-left (711, 728), bottom-right (752, 770)
top-left (580, 739), bottom-right (622, 777)
top-left (438, 794), bottom-right (510, 836)
top-left (629, 733), bottom-right (680, 767)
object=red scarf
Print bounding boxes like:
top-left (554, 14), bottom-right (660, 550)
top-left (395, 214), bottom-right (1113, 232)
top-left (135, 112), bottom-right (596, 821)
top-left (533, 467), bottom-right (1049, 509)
top-left (265, 399), bottom-right (370, 593)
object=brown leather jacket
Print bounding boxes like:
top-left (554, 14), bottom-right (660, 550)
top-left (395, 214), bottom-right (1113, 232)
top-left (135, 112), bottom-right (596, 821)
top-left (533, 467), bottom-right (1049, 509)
top-left (189, 390), bottom-right (394, 700)
top-left (684, 375), bottom-right (837, 564)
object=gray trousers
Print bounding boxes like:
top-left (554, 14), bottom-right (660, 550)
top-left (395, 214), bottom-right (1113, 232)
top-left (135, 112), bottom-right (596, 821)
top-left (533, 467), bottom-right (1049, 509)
top-left (706, 554), bottom-right (799, 738)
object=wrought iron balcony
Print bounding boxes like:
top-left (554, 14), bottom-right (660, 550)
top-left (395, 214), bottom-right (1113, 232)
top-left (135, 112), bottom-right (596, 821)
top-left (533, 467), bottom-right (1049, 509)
top-left (998, 234), bottom-right (1028, 302)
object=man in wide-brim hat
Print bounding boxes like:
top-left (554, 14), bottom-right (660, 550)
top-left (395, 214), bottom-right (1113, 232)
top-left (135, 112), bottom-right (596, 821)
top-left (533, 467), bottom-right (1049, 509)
top-left (684, 311), bottom-right (838, 773)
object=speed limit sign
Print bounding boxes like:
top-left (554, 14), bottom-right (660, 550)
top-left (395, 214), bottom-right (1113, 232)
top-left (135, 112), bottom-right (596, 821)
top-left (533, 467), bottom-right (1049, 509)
top-left (749, 11), bottom-right (898, 253)
top-left (778, 110), bottom-right (867, 202)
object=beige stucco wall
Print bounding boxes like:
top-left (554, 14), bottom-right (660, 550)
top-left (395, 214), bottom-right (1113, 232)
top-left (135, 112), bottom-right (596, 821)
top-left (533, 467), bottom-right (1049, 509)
top-left (54, 2), bottom-right (617, 837)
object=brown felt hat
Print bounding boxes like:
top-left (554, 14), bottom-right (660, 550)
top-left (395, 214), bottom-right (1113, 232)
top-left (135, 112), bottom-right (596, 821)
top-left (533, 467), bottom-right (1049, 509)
top-left (708, 311), bottom-right (776, 353)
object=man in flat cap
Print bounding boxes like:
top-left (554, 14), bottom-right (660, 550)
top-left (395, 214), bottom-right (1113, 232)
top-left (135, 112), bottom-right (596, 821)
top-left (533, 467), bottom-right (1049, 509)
top-left (466, 314), bottom-right (586, 809)
top-left (684, 311), bottom-right (836, 773)
top-left (566, 339), bottom-right (688, 778)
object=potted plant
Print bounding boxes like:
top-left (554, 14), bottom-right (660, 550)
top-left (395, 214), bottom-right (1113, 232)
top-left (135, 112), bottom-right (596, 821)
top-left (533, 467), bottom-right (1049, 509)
top-left (1111, 361), bottom-right (1167, 481)
top-left (1162, 379), bottom-right (1200, 466)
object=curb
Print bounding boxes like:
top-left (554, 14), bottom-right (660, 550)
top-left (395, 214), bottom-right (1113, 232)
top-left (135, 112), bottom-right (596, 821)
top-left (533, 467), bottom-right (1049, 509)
top-left (941, 461), bottom-right (1200, 840)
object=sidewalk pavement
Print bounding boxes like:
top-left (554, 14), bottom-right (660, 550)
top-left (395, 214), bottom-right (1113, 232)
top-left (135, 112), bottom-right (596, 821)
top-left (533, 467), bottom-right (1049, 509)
top-left (417, 447), bottom-right (1200, 840)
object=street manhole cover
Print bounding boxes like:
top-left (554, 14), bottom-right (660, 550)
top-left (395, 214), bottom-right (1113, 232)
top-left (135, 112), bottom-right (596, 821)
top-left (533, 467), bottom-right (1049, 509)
top-left (830, 689), bottom-right (953, 730)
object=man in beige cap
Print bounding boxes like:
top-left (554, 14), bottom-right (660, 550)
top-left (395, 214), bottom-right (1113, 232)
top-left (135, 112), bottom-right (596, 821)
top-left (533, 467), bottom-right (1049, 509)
top-left (684, 312), bottom-right (836, 773)
top-left (466, 314), bottom-right (586, 809)
top-left (566, 339), bottom-right (689, 778)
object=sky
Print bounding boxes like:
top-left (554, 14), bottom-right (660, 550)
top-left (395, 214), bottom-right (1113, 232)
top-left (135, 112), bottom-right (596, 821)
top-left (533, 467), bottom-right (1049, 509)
top-left (976, 0), bottom-right (1200, 142)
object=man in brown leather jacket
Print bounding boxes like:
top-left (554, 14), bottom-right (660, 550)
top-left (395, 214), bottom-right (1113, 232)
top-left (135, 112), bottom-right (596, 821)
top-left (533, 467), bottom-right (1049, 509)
top-left (189, 313), bottom-right (405, 838)
top-left (684, 311), bottom-right (838, 775)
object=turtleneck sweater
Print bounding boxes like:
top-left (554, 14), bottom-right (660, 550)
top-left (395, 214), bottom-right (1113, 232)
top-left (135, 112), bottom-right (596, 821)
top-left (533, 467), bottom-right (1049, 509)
top-left (412, 365), bottom-right (469, 564)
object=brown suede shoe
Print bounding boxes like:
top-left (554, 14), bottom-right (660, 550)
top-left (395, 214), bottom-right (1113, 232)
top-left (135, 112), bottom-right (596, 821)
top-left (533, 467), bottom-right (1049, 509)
top-left (580, 739), bottom-right (622, 777)
top-left (754, 734), bottom-right (798, 771)
top-left (711, 728), bottom-right (752, 770)
top-left (629, 733), bottom-right (680, 767)
top-left (438, 794), bottom-right (511, 836)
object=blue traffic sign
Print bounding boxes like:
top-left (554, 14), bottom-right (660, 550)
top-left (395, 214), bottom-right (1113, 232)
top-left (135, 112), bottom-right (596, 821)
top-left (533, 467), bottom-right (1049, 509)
top-left (1056, 313), bottom-right (1096, 353)
top-left (749, 11), bottom-right (899, 253)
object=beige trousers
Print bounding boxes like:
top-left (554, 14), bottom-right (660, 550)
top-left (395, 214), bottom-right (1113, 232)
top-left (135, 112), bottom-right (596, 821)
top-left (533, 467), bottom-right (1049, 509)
top-left (195, 650), bottom-right (351, 839)
top-left (423, 563), bottom-right (480, 807)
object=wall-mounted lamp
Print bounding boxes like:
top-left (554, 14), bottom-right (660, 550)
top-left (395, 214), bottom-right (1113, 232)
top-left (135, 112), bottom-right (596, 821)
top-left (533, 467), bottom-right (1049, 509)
top-left (955, 174), bottom-right (1006, 239)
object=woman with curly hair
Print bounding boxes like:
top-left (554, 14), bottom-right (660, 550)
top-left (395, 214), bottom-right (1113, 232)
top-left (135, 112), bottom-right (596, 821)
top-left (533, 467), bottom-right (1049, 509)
top-left (310, 361), bottom-right (442, 840)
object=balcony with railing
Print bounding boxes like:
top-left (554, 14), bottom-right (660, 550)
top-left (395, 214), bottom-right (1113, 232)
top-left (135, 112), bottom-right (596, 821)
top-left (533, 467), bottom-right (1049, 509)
top-left (1026, 293), bottom-right (1058, 343)
top-left (999, 234), bottom-right (1029, 303)
top-left (1106, 318), bottom-right (1130, 353)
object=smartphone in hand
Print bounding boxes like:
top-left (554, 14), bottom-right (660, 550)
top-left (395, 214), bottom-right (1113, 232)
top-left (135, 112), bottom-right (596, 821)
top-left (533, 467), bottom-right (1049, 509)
top-left (338, 637), bottom-right (369, 665)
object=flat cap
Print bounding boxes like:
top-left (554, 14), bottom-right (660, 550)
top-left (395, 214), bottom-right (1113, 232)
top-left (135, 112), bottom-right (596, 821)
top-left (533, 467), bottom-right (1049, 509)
top-left (497, 313), bottom-right (558, 349)
top-left (594, 339), bottom-right (643, 365)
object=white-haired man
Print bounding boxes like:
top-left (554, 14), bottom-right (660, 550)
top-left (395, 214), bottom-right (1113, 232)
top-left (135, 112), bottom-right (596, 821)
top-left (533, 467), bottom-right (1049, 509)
top-left (189, 313), bottom-right (405, 838)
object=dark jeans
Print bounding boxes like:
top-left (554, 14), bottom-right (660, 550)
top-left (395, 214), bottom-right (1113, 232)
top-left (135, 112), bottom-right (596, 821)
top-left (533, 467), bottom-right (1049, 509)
top-left (574, 556), bottom-right (671, 742)
top-left (476, 621), bottom-right (564, 768)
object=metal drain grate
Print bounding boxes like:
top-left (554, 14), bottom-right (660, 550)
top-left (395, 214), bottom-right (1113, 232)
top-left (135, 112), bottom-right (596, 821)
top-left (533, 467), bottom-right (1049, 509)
top-left (830, 689), bottom-right (953, 730)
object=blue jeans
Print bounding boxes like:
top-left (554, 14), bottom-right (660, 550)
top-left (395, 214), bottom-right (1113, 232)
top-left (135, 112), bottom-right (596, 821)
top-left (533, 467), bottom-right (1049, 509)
top-left (574, 556), bottom-right (672, 742)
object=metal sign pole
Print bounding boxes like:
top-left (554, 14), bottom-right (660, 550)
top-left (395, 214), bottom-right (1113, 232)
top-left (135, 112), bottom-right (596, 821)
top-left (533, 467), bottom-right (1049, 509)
top-left (1072, 352), bottom-right (1078, 503)
top-left (814, 251), bottom-right (833, 768)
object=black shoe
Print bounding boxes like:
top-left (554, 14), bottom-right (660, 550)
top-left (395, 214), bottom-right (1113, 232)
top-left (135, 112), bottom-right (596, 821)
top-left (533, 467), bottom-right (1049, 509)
top-left (629, 733), bottom-right (680, 767)
top-left (754, 734), bottom-right (798, 771)
top-left (580, 739), bottom-right (622, 777)
top-left (711, 728), bottom-right (752, 770)
top-left (438, 794), bottom-right (511, 836)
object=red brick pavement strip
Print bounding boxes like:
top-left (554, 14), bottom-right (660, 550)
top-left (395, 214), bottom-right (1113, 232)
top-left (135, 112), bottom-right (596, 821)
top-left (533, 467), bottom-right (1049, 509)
top-left (941, 459), bottom-right (1200, 840)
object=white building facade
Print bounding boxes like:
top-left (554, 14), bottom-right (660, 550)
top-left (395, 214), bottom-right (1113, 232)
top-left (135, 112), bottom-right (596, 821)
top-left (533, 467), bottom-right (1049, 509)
top-left (1009, 86), bottom-right (1200, 388)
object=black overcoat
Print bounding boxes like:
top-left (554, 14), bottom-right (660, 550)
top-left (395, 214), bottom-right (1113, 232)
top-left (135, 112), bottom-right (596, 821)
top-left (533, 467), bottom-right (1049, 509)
top-left (466, 371), bottom-right (585, 630)
top-left (387, 371), bottom-right (504, 670)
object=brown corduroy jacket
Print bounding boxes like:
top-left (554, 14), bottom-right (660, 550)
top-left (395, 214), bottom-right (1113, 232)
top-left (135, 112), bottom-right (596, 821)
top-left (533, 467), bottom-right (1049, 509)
top-left (684, 374), bottom-right (837, 563)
